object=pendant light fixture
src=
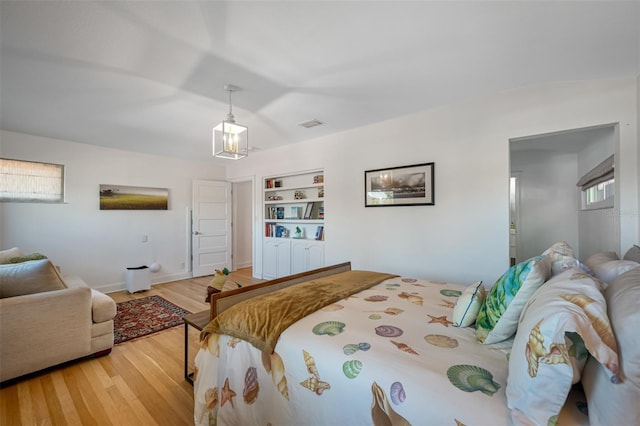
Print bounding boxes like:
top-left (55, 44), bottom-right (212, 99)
top-left (213, 84), bottom-right (248, 159)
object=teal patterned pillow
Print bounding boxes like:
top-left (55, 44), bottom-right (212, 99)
top-left (476, 255), bottom-right (551, 344)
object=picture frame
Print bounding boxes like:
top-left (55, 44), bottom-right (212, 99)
top-left (364, 162), bottom-right (434, 207)
top-left (99, 184), bottom-right (169, 210)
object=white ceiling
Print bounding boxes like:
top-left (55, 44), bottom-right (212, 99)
top-left (1, 1), bottom-right (639, 162)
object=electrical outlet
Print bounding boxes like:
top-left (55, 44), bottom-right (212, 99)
top-left (141, 235), bottom-right (148, 243)
top-left (180, 262), bottom-right (185, 269)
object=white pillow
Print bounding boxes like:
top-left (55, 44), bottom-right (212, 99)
top-left (623, 245), bottom-right (640, 263)
top-left (582, 268), bottom-right (640, 426)
top-left (542, 241), bottom-right (577, 276)
top-left (584, 251), bottom-right (619, 272)
top-left (590, 259), bottom-right (640, 284)
top-left (452, 281), bottom-right (485, 327)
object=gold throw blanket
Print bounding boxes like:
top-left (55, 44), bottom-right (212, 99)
top-left (201, 270), bottom-right (397, 353)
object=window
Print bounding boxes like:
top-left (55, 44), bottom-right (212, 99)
top-left (577, 155), bottom-right (614, 210)
top-left (0, 158), bottom-right (65, 203)
top-left (583, 178), bottom-right (614, 209)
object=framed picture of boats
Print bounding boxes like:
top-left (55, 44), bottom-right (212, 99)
top-left (364, 162), bottom-right (434, 207)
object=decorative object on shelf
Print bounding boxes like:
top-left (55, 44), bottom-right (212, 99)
top-left (364, 163), bottom-right (435, 207)
top-left (313, 175), bottom-right (324, 184)
top-left (294, 226), bottom-right (304, 239)
top-left (213, 84), bottom-right (248, 160)
top-left (294, 190), bottom-right (305, 199)
top-left (318, 187), bottom-right (324, 198)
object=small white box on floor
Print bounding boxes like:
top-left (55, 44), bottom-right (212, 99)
top-left (125, 266), bottom-right (150, 293)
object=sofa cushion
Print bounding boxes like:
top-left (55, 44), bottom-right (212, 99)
top-left (0, 247), bottom-right (24, 264)
top-left (90, 289), bottom-right (117, 323)
top-left (0, 259), bottom-right (66, 298)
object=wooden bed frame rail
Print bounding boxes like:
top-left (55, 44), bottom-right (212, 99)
top-left (209, 262), bottom-right (352, 320)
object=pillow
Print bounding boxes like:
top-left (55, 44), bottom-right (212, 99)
top-left (0, 247), bottom-right (23, 264)
top-left (0, 259), bottom-right (67, 298)
top-left (542, 241), bottom-right (580, 276)
top-left (584, 251), bottom-right (619, 272)
top-left (452, 281), bottom-right (485, 327)
top-left (475, 255), bottom-right (551, 344)
top-left (6, 253), bottom-right (48, 264)
top-left (590, 259), bottom-right (639, 284)
top-left (507, 268), bottom-right (619, 425)
top-left (622, 244), bottom-right (640, 263)
top-left (582, 267), bottom-right (640, 426)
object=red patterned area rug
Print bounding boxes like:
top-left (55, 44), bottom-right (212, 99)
top-left (114, 295), bottom-right (191, 344)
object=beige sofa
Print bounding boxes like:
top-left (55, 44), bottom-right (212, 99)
top-left (0, 248), bottom-right (117, 382)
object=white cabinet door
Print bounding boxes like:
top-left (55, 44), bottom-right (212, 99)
top-left (307, 242), bottom-right (324, 270)
top-left (291, 240), bottom-right (308, 274)
top-left (263, 238), bottom-right (291, 279)
top-left (291, 240), bottom-right (324, 274)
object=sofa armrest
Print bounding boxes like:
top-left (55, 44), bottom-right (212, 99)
top-left (0, 286), bottom-right (92, 382)
top-left (90, 290), bottom-right (116, 323)
top-left (61, 275), bottom-right (116, 323)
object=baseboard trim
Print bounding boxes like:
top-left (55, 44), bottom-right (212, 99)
top-left (98, 272), bottom-right (193, 294)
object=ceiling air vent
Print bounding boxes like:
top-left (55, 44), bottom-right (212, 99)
top-left (298, 119), bottom-right (324, 129)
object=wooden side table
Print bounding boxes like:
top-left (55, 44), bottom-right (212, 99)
top-left (183, 310), bottom-right (211, 385)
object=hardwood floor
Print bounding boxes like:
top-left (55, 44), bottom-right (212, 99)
top-left (0, 268), bottom-right (264, 426)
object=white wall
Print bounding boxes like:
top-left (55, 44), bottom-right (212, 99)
top-left (232, 180), bottom-right (253, 269)
top-left (511, 151), bottom-right (579, 261)
top-left (577, 128), bottom-right (617, 259)
top-left (227, 77), bottom-right (638, 285)
top-left (2, 78), bottom-right (637, 290)
top-left (0, 131), bottom-right (226, 292)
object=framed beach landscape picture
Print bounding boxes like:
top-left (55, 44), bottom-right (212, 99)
top-left (364, 162), bottom-right (434, 207)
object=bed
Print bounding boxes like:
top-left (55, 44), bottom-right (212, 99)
top-left (193, 243), bottom-right (640, 426)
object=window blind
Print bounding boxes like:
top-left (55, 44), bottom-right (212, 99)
top-left (576, 154), bottom-right (614, 191)
top-left (0, 158), bottom-right (64, 202)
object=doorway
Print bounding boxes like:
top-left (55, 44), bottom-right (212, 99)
top-left (509, 124), bottom-right (617, 261)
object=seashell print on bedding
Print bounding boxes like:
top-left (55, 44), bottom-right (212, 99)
top-left (369, 314), bottom-right (382, 320)
top-left (375, 325), bottom-right (403, 337)
top-left (321, 303), bottom-right (344, 312)
top-left (261, 351), bottom-right (289, 400)
top-left (342, 359), bottom-right (363, 379)
top-left (525, 319), bottom-right (570, 378)
top-left (427, 314), bottom-right (453, 327)
top-left (390, 340), bottom-right (419, 355)
top-left (227, 337), bottom-right (241, 348)
top-left (300, 350), bottom-right (331, 395)
top-left (561, 293), bottom-right (617, 352)
top-left (204, 333), bottom-right (220, 356)
top-left (365, 295), bottom-right (389, 302)
top-left (390, 381), bottom-right (406, 405)
top-left (401, 278), bottom-right (417, 283)
top-left (439, 300), bottom-right (455, 308)
top-left (221, 377), bottom-right (237, 407)
top-left (312, 321), bottom-right (346, 336)
top-left (366, 307), bottom-right (404, 316)
top-left (397, 292), bottom-right (423, 306)
top-left (424, 334), bottom-right (459, 349)
top-left (371, 381), bottom-right (411, 426)
top-left (343, 342), bottom-right (372, 355)
top-left (446, 364), bottom-right (501, 396)
top-left (440, 289), bottom-right (462, 298)
top-left (243, 367), bottom-right (259, 404)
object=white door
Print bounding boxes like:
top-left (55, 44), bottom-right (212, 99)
top-left (192, 180), bottom-right (232, 277)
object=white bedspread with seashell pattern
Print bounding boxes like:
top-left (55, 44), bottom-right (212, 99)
top-left (194, 277), bottom-right (589, 426)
